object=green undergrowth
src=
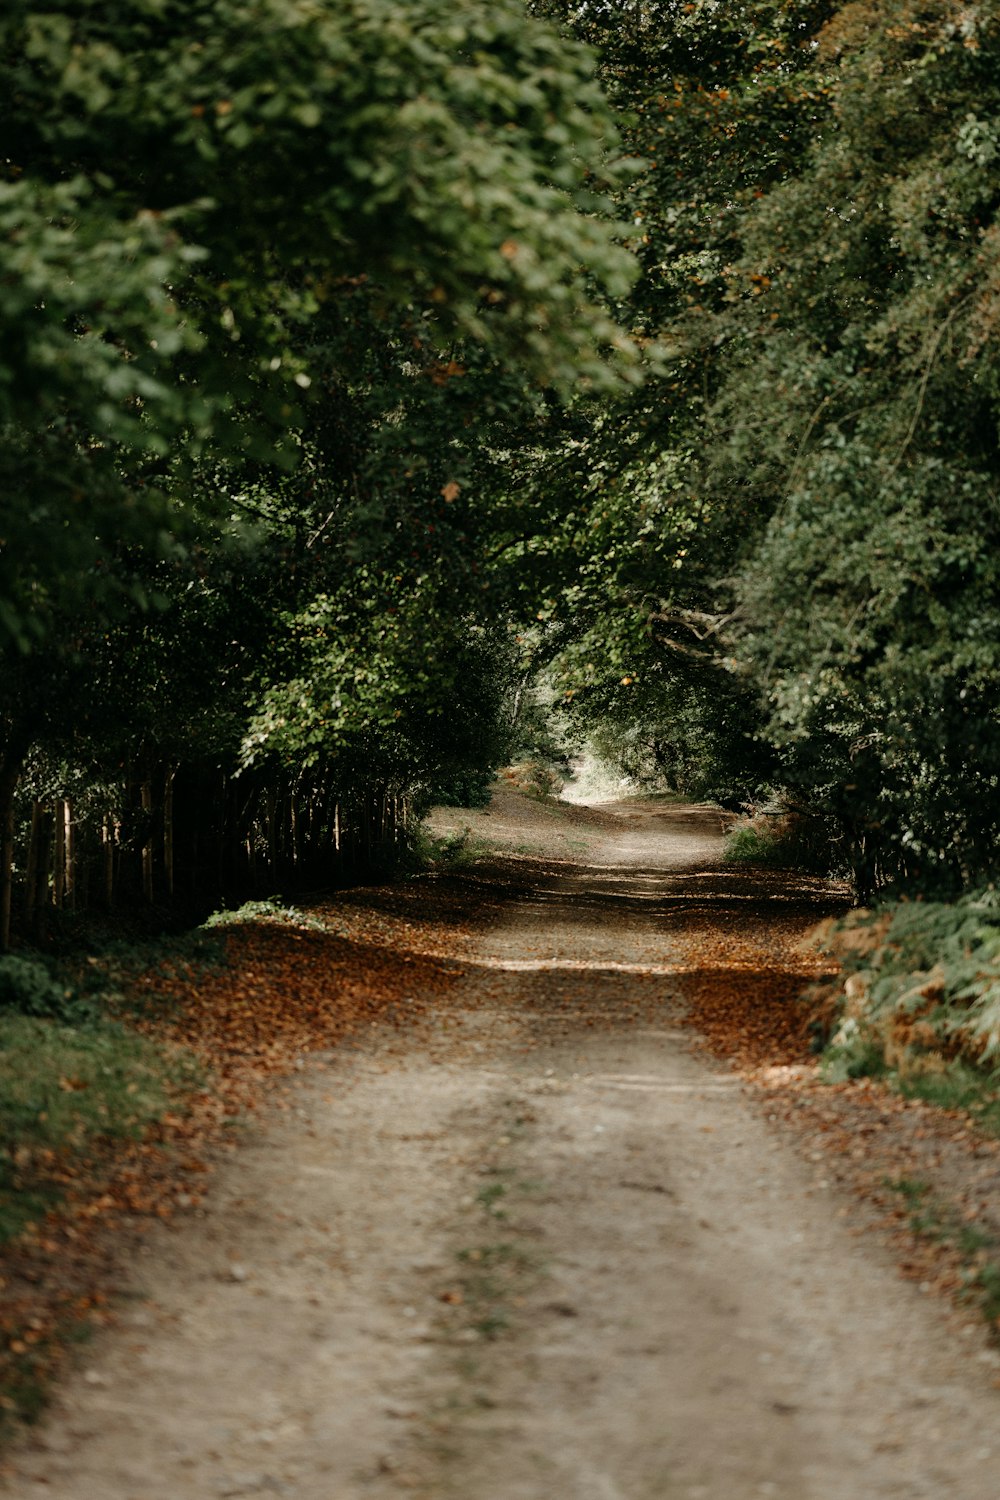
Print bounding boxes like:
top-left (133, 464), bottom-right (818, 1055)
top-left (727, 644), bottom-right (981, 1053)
top-left (724, 809), bottom-right (834, 873)
top-left (68, 932), bottom-right (226, 1026)
top-left (0, 919), bottom-right (232, 1252)
top-left (0, 892), bottom-right (335, 1253)
top-left (498, 759), bottom-right (564, 800)
top-left (813, 890), bottom-right (1000, 1131)
top-left (202, 896), bottom-right (324, 931)
top-left (725, 823), bottom-right (796, 868)
top-left (409, 823), bottom-right (492, 872)
top-left (0, 955), bottom-right (97, 1026)
top-left (0, 1010), bottom-right (201, 1246)
top-left (0, 1311), bottom-right (95, 1433)
top-left (454, 1172), bottom-right (545, 1342)
top-left (456, 1237), bottom-right (541, 1341)
top-left (0, 900), bottom-right (326, 1429)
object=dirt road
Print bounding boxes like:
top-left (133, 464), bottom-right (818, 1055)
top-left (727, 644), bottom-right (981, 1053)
top-left (6, 802), bottom-right (999, 1498)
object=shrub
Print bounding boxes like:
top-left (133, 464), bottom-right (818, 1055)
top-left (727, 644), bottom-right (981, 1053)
top-left (813, 892), bottom-right (1000, 1107)
top-left (427, 770), bottom-right (495, 809)
top-left (501, 759), bottom-right (562, 800)
top-left (0, 956), bottom-right (94, 1024)
top-left (724, 809), bottom-right (833, 872)
top-left (202, 898), bottom-right (322, 930)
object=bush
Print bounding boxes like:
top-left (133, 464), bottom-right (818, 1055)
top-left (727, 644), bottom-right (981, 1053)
top-left (403, 822), bottom-right (490, 873)
top-left (202, 898), bottom-right (322, 930)
top-left (725, 821), bottom-right (792, 867)
top-left (0, 956), bottom-right (94, 1024)
top-left (724, 809), bottom-right (833, 872)
top-left (427, 770), bottom-right (495, 809)
top-left (812, 892), bottom-right (1000, 1110)
top-left (500, 759), bottom-right (562, 800)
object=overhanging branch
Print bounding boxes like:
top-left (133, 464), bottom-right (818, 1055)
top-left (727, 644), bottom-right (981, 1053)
top-left (645, 603), bottom-right (739, 653)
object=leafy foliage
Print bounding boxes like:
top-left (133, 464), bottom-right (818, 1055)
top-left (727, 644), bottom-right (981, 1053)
top-left (0, 958), bottom-right (92, 1025)
top-left (0, 0), bottom-right (649, 937)
top-left (818, 892), bottom-right (1000, 1090)
top-left (202, 898), bottom-right (324, 930)
top-left (515, 0), bottom-right (1000, 899)
top-left (720, 3), bottom-right (1000, 894)
top-left (0, 0), bottom-right (639, 649)
top-left (0, 1009), bottom-right (197, 1258)
top-left (4, 0), bottom-right (1000, 918)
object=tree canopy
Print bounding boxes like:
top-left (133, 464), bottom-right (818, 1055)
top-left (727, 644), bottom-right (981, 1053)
top-left (1, 0), bottom-right (638, 640)
top-left (1, 0), bottom-right (999, 941)
top-left (513, 0), bottom-right (1000, 897)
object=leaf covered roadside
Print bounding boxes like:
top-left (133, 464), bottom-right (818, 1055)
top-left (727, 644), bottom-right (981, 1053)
top-left (4, 822), bottom-right (1000, 1438)
top-left (0, 888), bottom-right (482, 1435)
top-left (667, 878), bottom-right (1000, 1350)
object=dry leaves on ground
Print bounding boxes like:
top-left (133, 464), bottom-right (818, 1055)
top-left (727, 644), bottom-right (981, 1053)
top-left (666, 881), bottom-right (1000, 1343)
top-left (0, 886), bottom-right (483, 1431)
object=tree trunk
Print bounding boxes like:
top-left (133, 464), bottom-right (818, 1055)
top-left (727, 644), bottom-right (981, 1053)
top-left (63, 798), bottom-right (75, 911)
top-left (102, 816), bottom-right (117, 909)
top-left (23, 799), bottom-right (42, 930)
top-left (53, 798), bottom-right (66, 910)
top-left (140, 779), bottom-right (154, 903)
top-left (163, 767), bottom-right (175, 898)
top-left (0, 760), bottom-right (22, 951)
top-left (33, 806), bottom-right (53, 935)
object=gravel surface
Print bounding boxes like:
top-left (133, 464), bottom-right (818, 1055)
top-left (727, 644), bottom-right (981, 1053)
top-left (5, 795), bottom-right (998, 1498)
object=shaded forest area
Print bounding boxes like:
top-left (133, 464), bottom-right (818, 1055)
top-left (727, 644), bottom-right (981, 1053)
top-left (3, 0), bottom-right (1000, 937)
top-left (4, 0), bottom-right (1000, 1446)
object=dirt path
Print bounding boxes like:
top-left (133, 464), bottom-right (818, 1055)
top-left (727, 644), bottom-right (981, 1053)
top-left (5, 802), bottom-right (999, 1498)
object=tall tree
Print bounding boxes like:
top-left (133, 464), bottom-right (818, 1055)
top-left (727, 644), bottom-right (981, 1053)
top-left (0, 0), bottom-right (645, 937)
top-left (519, 1), bottom-right (1000, 895)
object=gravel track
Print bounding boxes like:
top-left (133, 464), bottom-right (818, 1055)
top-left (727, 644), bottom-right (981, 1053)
top-left (5, 799), bottom-right (998, 1499)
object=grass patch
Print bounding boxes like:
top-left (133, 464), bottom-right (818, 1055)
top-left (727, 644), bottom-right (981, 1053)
top-left (0, 1304), bottom-right (102, 1435)
top-left (474, 1181), bottom-right (508, 1215)
top-left (0, 956), bottom-right (96, 1025)
top-left (470, 1310), bottom-right (510, 1340)
top-left (884, 1175), bottom-right (931, 1210)
top-left (823, 1032), bottom-right (1000, 1133)
top-left (725, 810), bottom-right (833, 872)
top-left (898, 1060), bottom-right (1000, 1135)
top-left (454, 1238), bottom-right (542, 1343)
top-left (821, 1028), bottom-right (889, 1083)
top-left (408, 824), bottom-right (493, 872)
top-left (0, 1012), bottom-right (200, 1247)
top-left (76, 934), bottom-right (225, 1023)
top-left (725, 825), bottom-right (793, 867)
top-left (451, 1167), bottom-right (547, 1343)
top-left (457, 1241), bottom-right (536, 1272)
top-left (0, 997), bottom-right (203, 1426)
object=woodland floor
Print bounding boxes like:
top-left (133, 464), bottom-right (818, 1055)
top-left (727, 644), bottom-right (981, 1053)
top-left (3, 792), bottom-right (1000, 1497)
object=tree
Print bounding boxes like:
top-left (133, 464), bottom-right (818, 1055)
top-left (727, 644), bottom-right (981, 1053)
top-left (0, 0), bottom-right (647, 939)
top-left (519, 1), bottom-right (1000, 896)
top-left (1, 0), bottom-right (640, 644)
top-left (488, 2), bottom-right (834, 807)
top-left (715, 1), bottom-right (1000, 891)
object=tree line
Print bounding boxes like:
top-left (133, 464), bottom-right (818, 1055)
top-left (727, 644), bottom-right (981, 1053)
top-left (0, 0), bottom-right (638, 943)
top-left (3, 0), bottom-right (998, 943)
top-left (528, 0), bottom-right (1000, 901)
